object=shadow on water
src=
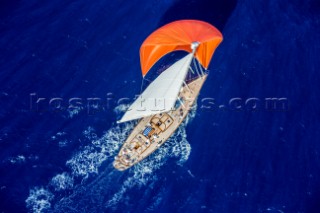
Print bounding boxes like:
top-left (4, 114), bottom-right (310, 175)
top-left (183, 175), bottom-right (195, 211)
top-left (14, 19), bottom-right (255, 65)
top-left (159, 0), bottom-right (238, 31)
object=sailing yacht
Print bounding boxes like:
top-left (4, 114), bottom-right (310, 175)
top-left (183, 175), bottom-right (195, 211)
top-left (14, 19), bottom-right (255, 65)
top-left (113, 20), bottom-right (223, 171)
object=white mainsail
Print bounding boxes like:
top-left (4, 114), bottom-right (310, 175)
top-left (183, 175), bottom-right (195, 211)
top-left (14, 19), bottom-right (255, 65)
top-left (118, 53), bottom-right (193, 123)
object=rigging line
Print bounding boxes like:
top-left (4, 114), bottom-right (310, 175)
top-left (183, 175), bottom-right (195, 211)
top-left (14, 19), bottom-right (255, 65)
top-left (193, 57), bottom-right (201, 78)
top-left (196, 58), bottom-right (205, 76)
top-left (189, 65), bottom-right (195, 74)
top-left (187, 66), bottom-right (192, 80)
top-left (139, 77), bottom-right (152, 94)
top-left (144, 78), bottom-right (152, 83)
top-left (140, 77), bottom-right (145, 94)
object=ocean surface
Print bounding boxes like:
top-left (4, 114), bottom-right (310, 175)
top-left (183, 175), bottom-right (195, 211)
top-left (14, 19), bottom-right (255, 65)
top-left (1, 0), bottom-right (320, 212)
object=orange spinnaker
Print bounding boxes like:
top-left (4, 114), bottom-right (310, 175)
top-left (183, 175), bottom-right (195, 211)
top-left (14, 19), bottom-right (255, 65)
top-left (140, 20), bottom-right (223, 77)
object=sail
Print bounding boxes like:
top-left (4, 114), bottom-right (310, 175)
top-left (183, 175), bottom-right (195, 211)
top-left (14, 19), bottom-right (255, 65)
top-left (118, 53), bottom-right (193, 123)
top-left (140, 20), bottom-right (223, 76)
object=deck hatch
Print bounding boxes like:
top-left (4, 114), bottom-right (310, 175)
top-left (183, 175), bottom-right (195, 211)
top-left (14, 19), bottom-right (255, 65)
top-left (142, 126), bottom-right (153, 137)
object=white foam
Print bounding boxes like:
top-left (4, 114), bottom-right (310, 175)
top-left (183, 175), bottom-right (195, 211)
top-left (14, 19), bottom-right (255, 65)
top-left (187, 170), bottom-right (195, 178)
top-left (146, 188), bottom-right (165, 211)
top-left (82, 126), bottom-right (97, 141)
top-left (51, 131), bottom-right (70, 148)
top-left (58, 140), bottom-right (69, 148)
top-left (8, 155), bottom-right (26, 164)
top-left (56, 132), bottom-right (67, 136)
top-left (50, 172), bottom-right (74, 192)
top-left (66, 123), bottom-right (134, 178)
top-left (25, 187), bottom-right (54, 213)
top-left (66, 148), bottom-right (108, 177)
top-left (113, 103), bottom-right (130, 114)
top-left (67, 107), bottom-right (83, 118)
top-left (105, 183), bottom-right (128, 208)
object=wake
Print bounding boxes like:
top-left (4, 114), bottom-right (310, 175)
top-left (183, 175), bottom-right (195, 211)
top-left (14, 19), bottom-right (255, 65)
top-left (25, 104), bottom-right (197, 212)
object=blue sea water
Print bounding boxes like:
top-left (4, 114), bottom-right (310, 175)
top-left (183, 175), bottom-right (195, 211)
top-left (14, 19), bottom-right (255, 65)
top-left (1, 0), bottom-right (320, 212)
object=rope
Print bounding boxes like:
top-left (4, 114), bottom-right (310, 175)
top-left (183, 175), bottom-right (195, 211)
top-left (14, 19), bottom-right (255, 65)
top-left (197, 58), bottom-right (204, 76)
top-left (140, 77), bottom-right (145, 94)
top-left (193, 57), bottom-right (201, 78)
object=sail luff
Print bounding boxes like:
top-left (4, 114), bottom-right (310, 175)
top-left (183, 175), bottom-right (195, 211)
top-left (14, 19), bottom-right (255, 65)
top-left (117, 53), bottom-right (193, 123)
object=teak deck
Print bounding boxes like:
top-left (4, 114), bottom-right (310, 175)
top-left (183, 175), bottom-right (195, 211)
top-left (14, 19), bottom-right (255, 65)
top-left (113, 75), bottom-right (208, 171)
